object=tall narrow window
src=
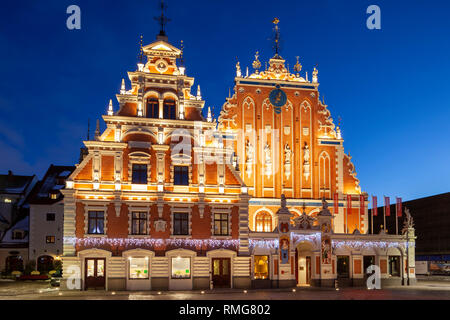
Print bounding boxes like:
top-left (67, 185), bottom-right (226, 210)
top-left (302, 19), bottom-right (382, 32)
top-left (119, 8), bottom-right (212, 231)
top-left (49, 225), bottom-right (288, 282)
top-left (254, 255), bottom-right (269, 279)
top-left (146, 98), bottom-right (159, 118)
top-left (337, 256), bottom-right (350, 278)
top-left (88, 211), bottom-right (104, 234)
top-left (255, 212), bottom-right (272, 232)
top-left (214, 213), bottom-right (229, 236)
top-left (173, 212), bottom-right (189, 235)
top-left (131, 212), bottom-right (147, 235)
top-left (163, 99), bottom-right (176, 119)
top-left (174, 166), bottom-right (189, 186)
top-left (132, 164), bottom-right (148, 184)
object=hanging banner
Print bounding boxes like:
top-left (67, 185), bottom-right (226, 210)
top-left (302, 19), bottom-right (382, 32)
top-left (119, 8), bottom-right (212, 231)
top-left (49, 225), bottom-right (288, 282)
top-left (372, 195), bottom-right (378, 216)
top-left (347, 194), bottom-right (352, 215)
top-left (396, 197), bottom-right (402, 217)
top-left (359, 194), bottom-right (365, 217)
top-left (334, 193), bottom-right (339, 215)
top-left (385, 196), bottom-right (390, 217)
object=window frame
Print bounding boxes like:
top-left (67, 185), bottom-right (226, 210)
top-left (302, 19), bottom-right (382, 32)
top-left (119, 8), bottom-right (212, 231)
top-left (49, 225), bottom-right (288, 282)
top-left (131, 212), bottom-right (148, 235)
top-left (131, 163), bottom-right (148, 185)
top-left (146, 97), bottom-right (159, 119)
top-left (255, 211), bottom-right (272, 232)
top-left (173, 165), bottom-right (189, 186)
top-left (163, 99), bottom-right (176, 120)
top-left (128, 257), bottom-right (150, 280)
top-left (87, 211), bottom-right (105, 235)
top-left (214, 213), bottom-right (229, 236)
top-left (173, 212), bottom-right (189, 236)
top-left (45, 235), bottom-right (56, 244)
top-left (171, 256), bottom-right (191, 279)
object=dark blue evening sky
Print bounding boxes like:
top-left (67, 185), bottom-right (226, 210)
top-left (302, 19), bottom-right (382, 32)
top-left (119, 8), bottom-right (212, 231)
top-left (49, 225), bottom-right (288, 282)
top-left (0, 0), bottom-right (449, 201)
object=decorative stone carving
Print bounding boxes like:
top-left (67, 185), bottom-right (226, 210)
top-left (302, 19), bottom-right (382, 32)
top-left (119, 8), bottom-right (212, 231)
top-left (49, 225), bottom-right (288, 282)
top-left (154, 219), bottom-right (167, 232)
top-left (236, 61), bottom-right (242, 77)
top-left (402, 208), bottom-right (415, 235)
top-left (303, 143), bottom-right (310, 180)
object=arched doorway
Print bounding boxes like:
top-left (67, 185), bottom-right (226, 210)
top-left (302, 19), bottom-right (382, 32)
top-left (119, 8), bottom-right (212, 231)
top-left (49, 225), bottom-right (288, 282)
top-left (37, 255), bottom-right (54, 273)
top-left (5, 254), bottom-right (24, 273)
top-left (295, 241), bottom-right (314, 286)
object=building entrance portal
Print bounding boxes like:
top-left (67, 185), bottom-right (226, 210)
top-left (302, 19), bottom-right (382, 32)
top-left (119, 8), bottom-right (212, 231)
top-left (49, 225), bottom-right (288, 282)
top-left (212, 258), bottom-right (231, 288)
top-left (296, 241), bottom-right (314, 286)
top-left (85, 258), bottom-right (106, 290)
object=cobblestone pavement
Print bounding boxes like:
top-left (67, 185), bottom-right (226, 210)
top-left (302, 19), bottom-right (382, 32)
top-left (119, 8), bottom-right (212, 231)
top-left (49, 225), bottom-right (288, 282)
top-left (1, 279), bottom-right (450, 300)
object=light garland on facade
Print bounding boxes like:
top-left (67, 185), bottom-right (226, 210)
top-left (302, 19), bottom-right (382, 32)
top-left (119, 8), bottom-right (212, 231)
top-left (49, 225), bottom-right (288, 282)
top-left (248, 239), bottom-right (279, 250)
top-left (331, 240), bottom-right (406, 251)
top-left (290, 233), bottom-right (321, 246)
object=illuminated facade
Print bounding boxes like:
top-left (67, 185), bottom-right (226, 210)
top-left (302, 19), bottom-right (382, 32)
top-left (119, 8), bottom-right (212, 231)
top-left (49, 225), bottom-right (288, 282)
top-left (61, 21), bottom-right (416, 291)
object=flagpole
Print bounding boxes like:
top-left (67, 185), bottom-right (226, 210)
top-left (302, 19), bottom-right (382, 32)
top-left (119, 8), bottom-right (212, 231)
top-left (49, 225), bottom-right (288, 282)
top-left (371, 196), bottom-right (374, 235)
top-left (383, 196), bottom-right (386, 233)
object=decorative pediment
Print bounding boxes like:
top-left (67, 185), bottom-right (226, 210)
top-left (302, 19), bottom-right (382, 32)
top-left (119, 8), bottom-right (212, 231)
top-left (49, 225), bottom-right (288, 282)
top-left (143, 40), bottom-right (181, 57)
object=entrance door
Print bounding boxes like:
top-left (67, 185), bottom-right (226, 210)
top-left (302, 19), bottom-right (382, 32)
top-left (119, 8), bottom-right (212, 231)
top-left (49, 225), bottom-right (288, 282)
top-left (212, 258), bottom-right (231, 288)
top-left (306, 256), bottom-right (311, 285)
top-left (85, 258), bottom-right (106, 290)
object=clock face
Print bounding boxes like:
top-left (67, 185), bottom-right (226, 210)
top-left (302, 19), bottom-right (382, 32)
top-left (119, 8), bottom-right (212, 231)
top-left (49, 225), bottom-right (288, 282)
top-left (155, 59), bottom-right (168, 73)
top-left (269, 88), bottom-right (287, 114)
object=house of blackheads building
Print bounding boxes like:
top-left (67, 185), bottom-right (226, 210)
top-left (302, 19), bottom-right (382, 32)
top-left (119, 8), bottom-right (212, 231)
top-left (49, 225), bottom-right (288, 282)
top-left (61, 22), bottom-right (416, 291)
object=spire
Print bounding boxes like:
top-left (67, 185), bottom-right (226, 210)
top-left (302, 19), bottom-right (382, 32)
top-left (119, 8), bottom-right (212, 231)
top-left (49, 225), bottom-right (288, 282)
top-left (271, 18), bottom-right (282, 58)
top-left (154, 0), bottom-right (170, 41)
top-left (196, 85), bottom-right (202, 100)
top-left (95, 119), bottom-right (100, 140)
top-left (137, 35), bottom-right (144, 71)
top-left (107, 99), bottom-right (114, 116)
top-left (207, 107), bottom-right (212, 123)
top-left (120, 79), bottom-right (126, 94)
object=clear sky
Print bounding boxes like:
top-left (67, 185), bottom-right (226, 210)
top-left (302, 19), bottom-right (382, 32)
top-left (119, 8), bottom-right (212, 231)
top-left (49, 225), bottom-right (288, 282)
top-left (0, 0), bottom-right (449, 201)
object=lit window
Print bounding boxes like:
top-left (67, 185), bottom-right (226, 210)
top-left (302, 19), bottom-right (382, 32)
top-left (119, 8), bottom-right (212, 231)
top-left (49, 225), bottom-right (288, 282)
top-left (46, 236), bottom-right (55, 244)
top-left (4, 198), bottom-right (12, 203)
top-left (50, 193), bottom-right (58, 200)
top-left (173, 213), bottom-right (189, 235)
top-left (131, 212), bottom-right (147, 235)
top-left (254, 256), bottom-right (269, 279)
top-left (255, 212), bottom-right (272, 232)
top-left (132, 164), bottom-right (148, 184)
top-left (171, 257), bottom-right (191, 279)
top-left (129, 257), bottom-right (149, 279)
top-left (214, 213), bottom-right (229, 236)
top-left (88, 211), bottom-right (104, 234)
top-left (174, 166), bottom-right (189, 186)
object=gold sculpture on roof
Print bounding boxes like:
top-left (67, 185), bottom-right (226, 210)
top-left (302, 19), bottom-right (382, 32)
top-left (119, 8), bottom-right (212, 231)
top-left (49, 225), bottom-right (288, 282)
top-left (252, 51), bottom-right (261, 73)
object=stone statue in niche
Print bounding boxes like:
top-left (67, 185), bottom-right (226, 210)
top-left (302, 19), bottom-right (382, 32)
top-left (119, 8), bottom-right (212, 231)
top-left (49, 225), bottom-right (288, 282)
top-left (284, 144), bottom-right (292, 180)
top-left (154, 219), bottom-right (167, 232)
top-left (303, 143), bottom-right (310, 180)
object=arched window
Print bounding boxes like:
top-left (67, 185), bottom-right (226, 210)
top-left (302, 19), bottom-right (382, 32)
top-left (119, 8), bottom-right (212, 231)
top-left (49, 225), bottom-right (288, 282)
top-left (146, 98), bottom-right (159, 119)
top-left (255, 212), bottom-right (272, 232)
top-left (163, 99), bottom-right (176, 119)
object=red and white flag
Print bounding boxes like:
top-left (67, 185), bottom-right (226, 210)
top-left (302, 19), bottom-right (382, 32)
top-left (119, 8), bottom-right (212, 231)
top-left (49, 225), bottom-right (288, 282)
top-left (334, 193), bottom-right (339, 215)
top-left (396, 197), bottom-right (402, 217)
top-left (384, 196), bottom-right (390, 217)
top-left (372, 195), bottom-right (378, 216)
top-left (347, 194), bottom-right (352, 215)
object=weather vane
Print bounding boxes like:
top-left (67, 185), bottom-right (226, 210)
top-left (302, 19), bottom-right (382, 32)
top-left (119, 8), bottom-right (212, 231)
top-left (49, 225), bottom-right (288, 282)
top-left (154, 0), bottom-right (171, 37)
top-left (271, 18), bottom-right (281, 57)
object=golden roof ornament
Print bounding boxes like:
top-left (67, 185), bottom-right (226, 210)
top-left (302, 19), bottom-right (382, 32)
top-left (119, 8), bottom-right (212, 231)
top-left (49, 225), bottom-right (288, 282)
top-left (312, 66), bottom-right (319, 83)
top-left (236, 59), bottom-right (242, 77)
top-left (252, 51), bottom-right (261, 73)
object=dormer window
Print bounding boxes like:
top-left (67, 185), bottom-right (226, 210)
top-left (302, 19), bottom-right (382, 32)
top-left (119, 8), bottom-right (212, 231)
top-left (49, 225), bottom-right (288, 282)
top-left (12, 230), bottom-right (25, 240)
top-left (163, 99), bottom-right (176, 120)
top-left (146, 98), bottom-right (159, 119)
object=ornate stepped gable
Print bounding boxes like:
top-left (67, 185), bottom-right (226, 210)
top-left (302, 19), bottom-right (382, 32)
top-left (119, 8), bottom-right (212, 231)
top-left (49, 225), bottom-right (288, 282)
top-left (218, 44), bottom-right (363, 234)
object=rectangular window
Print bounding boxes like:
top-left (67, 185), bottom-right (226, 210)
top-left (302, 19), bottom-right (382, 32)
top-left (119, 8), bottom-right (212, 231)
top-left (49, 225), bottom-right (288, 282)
top-left (214, 213), bottom-right (229, 236)
top-left (254, 255), bottom-right (269, 280)
top-left (129, 257), bottom-right (149, 279)
top-left (171, 257), bottom-right (191, 279)
top-left (46, 213), bottom-right (56, 221)
top-left (173, 166), bottom-right (189, 186)
top-left (132, 164), bottom-right (148, 184)
top-left (163, 100), bottom-right (176, 120)
top-left (46, 236), bottom-right (55, 244)
top-left (337, 256), bottom-right (350, 278)
top-left (131, 212), bottom-right (147, 235)
top-left (173, 212), bottom-right (189, 235)
top-left (88, 211), bottom-right (104, 234)
top-left (388, 256), bottom-right (400, 277)
top-left (146, 98), bottom-right (159, 119)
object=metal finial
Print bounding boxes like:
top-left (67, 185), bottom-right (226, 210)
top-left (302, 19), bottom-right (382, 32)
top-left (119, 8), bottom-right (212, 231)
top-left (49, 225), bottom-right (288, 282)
top-left (138, 35), bottom-right (144, 63)
top-left (271, 18), bottom-right (281, 57)
top-left (154, 0), bottom-right (171, 38)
